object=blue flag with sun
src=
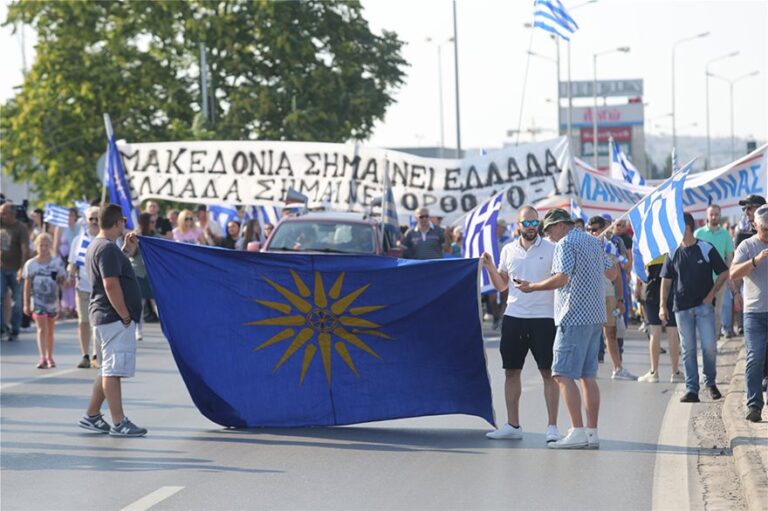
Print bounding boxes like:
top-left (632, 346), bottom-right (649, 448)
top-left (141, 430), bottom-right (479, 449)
top-left (139, 237), bottom-right (494, 428)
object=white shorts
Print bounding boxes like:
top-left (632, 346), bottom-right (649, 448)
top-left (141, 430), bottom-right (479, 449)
top-left (93, 320), bottom-right (137, 378)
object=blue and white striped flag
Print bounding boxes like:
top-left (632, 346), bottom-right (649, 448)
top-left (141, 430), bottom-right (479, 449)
top-left (382, 160), bottom-right (401, 242)
top-left (73, 234), bottom-right (91, 267)
top-left (610, 141), bottom-right (646, 186)
top-left (533, 0), bottom-right (579, 41)
top-left (604, 239), bottom-right (628, 265)
top-left (463, 191), bottom-right (504, 293)
top-left (629, 159), bottom-right (694, 281)
top-left (75, 200), bottom-right (90, 218)
top-left (243, 205), bottom-right (281, 239)
top-left (44, 203), bottom-right (70, 228)
top-left (570, 197), bottom-right (589, 222)
top-left (671, 147), bottom-right (679, 174)
top-left (208, 204), bottom-right (239, 232)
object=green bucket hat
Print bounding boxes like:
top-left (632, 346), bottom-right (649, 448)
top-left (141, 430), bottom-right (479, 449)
top-left (542, 208), bottom-right (574, 231)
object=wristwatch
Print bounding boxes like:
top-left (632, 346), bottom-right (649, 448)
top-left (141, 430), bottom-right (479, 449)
top-left (120, 316), bottom-right (131, 325)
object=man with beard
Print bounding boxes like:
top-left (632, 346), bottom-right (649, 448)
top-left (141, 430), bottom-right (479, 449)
top-left (482, 206), bottom-right (560, 443)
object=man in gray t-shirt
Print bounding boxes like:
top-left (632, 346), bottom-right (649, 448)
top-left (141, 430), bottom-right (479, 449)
top-left (730, 204), bottom-right (768, 422)
top-left (79, 204), bottom-right (147, 437)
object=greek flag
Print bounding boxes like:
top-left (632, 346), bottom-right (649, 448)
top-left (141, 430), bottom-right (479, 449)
top-left (105, 131), bottom-right (138, 229)
top-left (209, 204), bottom-right (239, 232)
top-left (44, 203), bottom-right (70, 228)
top-left (570, 197), bottom-right (589, 222)
top-left (463, 192), bottom-right (504, 292)
top-left (629, 159), bottom-right (694, 281)
top-left (610, 141), bottom-right (646, 186)
top-left (243, 205), bottom-right (281, 239)
top-left (73, 233), bottom-right (91, 267)
top-left (604, 239), bottom-right (628, 266)
top-left (381, 161), bottom-right (400, 242)
top-left (533, 0), bottom-right (579, 41)
top-left (671, 147), bottom-right (679, 174)
top-left (75, 200), bottom-right (90, 218)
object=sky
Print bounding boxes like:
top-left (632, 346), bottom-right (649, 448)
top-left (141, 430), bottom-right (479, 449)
top-left (2, 0), bottom-right (766, 152)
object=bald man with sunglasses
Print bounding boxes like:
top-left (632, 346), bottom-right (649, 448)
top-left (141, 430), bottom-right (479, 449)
top-left (482, 205), bottom-right (560, 443)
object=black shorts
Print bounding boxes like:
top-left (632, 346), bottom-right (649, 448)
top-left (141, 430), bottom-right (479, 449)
top-left (500, 316), bottom-right (556, 370)
top-left (644, 300), bottom-right (677, 327)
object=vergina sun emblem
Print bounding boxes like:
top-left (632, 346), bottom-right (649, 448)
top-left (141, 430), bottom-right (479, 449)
top-left (246, 270), bottom-right (392, 384)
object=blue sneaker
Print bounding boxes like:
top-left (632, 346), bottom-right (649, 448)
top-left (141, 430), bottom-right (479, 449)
top-left (109, 417), bottom-right (147, 437)
top-left (78, 414), bottom-right (111, 434)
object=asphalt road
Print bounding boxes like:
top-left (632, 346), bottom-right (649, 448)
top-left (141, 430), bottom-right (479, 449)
top-left (1, 319), bottom-right (704, 510)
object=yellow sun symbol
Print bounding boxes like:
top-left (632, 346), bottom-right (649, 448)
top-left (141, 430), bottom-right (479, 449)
top-left (246, 270), bottom-right (391, 384)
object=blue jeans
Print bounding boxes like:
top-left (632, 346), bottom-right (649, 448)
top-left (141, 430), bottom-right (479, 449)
top-left (720, 288), bottom-right (733, 334)
top-left (675, 303), bottom-right (717, 394)
top-left (743, 312), bottom-right (768, 410)
top-left (0, 269), bottom-right (22, 335)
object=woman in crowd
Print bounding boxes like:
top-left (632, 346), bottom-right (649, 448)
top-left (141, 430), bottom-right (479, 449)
top-left (239, 219), bottom-right (260, 250)
top-left (53, 207), bottom-right (80, 318)
top-left (220, 220), bottom-right (241, 249)
top-left (172, 209), bottom-right (206, 244)
top-left (22, 233), bottom-right (67, 369)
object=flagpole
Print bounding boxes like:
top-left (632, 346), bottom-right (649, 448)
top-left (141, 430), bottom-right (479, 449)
top-left (101, 113), bottom-right (113, 206)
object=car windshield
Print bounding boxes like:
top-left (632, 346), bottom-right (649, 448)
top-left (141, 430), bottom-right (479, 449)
top-left (268, 221), bottom-right (376, 254)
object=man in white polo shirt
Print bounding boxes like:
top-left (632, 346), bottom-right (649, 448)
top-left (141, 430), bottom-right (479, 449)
top-left (482, 205), bottom-right (560, 443)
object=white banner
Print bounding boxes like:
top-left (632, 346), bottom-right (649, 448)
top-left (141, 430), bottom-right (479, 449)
top-left (117, 138), bottom-right (572, 224)
top-left (571, 143), bottom-right (768, 220)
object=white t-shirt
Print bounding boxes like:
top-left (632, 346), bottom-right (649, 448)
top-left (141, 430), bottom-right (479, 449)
top-left (497, 236), bottom-right (555, 318)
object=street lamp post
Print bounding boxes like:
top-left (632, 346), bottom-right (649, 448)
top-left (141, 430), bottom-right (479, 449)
top-left (592, 46), bottom-right (630, 169)
top-left (452, 0), bottom-right (462, 155)
top-left (705, 51), bottom-right (739, 167)
top-left (671, 32), bottom-right (710, 150)
top-left (708, 70), bottom-right (760, 160)
top-left (426, 37), bottom-right (454, 158)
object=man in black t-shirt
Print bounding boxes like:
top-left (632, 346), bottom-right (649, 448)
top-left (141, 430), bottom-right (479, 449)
top-left (79, 204), bottom-right (147, 437)
top-left (660, 213), bottom-right (728, 403)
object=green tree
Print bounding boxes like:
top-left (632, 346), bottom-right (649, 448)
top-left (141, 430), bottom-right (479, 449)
top-left (1, 1), bottom-right (406, 204)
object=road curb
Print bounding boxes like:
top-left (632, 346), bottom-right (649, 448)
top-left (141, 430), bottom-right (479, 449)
top-left (722, 346), bottom-right (768, 511)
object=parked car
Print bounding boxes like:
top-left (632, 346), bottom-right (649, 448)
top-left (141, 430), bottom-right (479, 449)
top-left (258, 211), bottom-right (402, 257)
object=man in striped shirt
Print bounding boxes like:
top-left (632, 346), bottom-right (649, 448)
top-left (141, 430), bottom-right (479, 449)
top-left (402, 208), bottom-right (445, 260)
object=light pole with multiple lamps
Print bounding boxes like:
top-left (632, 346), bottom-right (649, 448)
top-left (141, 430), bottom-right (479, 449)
top-left (707, 70), bottom-right (760, 161)
top-left (671, 32), bottom-right (710, 150)
top-left (705, 51), bottom-right (739, 167)
top-left (592, 46), bottom-right (630, 169)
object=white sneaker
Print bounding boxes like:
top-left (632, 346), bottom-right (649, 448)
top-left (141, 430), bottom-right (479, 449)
top-left (611, 367), bottom-right (637, 381)
top-left (545, 425), bottom-right (560, 443)
top-left (670, 371), bottom-right (684, 383)
top-left (586, 428), bottom-right (600, 449)
top-left (547, 427), bottom-right (588, 449)
top-left (486, 423), bottom-right (523, 440)
top-left (638, 370), bottom-right (659, 383)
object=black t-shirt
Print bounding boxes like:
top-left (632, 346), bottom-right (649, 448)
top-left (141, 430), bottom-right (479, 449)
top-left (734, 227), bottom-right (755, 249)
top-left (155, 216), bottom-right (173, 236)
top-left (618, 233), bottom-right (633, 251)
top-left (660, 240), bottom-right (728, 312)
top-left (86, 237), bottom-right (142, 325)
top-left (645, 261), bottom-right (674, 309)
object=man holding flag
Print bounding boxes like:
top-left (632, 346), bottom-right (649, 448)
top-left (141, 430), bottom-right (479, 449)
top-left (660, 213), bottom-right (728, 403)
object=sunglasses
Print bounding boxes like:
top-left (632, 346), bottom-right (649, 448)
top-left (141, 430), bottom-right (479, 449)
top-left (520, 219), bottom-right (540, 228)
top-left (588, 227), bottom-right (601, 233)
top-left (418, 215), bottom-right (430, 219)
top-left (87, 217), bottom-right (99, 222)
top-left (184, 218), bottom-right (195, 222)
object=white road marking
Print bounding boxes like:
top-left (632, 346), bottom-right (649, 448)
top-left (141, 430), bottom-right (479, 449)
top-left (120, 486), bottom-right (184, 511)
top-left (652, 385), bottom-right (700, 511)
top-left (0, 367), bottom-right (84, 391)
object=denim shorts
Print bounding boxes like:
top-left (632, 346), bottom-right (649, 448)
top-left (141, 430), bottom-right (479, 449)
top-left (551, 323), bottom-right (603, 380)
top-left (94, 320), bottom-right (137, 378)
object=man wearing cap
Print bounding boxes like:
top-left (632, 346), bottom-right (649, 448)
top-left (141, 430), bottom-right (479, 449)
top-left (735, 194), bottom-right (767, 248)
top-left (482, 206), bottom-right (560, 444)
top-left (516, 208), bottom-right (617, 449)
top-left (730, 204), bottom-right (768, 422)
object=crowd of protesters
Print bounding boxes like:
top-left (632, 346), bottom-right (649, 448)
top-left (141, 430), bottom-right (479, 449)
top-left (1, 192), bottom-right (766, 439)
